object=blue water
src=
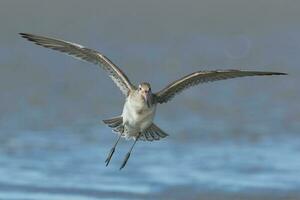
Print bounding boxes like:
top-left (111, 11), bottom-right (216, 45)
top-left (1, 122), bottom-right (300, 199)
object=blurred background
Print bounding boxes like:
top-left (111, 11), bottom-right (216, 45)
top-left (0, 0), bottom-right (299, 199)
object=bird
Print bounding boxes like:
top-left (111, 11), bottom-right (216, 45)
top-left (20, 33), bottom-right (287, 169)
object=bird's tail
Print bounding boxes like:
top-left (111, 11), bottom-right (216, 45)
top-left (103, 116), bottom-right (169, 142)
top-left (140, 123), bottom-right (169, 142)
top-left (103, 116), bottom-right (124, 133)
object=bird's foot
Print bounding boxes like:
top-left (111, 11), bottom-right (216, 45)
top-left (120, 152), bottom-right (131, 170)
top-left (105, 147), bottom-right (115, 166)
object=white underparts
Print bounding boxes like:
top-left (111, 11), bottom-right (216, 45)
top-left (121, 92), bottom-right (156, 139)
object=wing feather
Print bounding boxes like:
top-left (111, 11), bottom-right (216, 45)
top-left (20, 33), bottom-right (134, 95)
top-left (155, 70), bottom-right (286, 103)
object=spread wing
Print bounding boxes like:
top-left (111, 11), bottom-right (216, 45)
top-left (20, 33), bottom-right (135, 95)
top-left (155, 70), bottom-right (286, 104)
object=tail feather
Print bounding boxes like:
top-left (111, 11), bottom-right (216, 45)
top-left (140, 123), bottom-right (169, 142)
top-left (140, 133), bottom-right (150, 141)
top-left (149, 129), bottom-right (159, 140)
top-left (103, 117), bottom-right (169, 142)
top-left (113, 125), bottom-right (124, 133)
top-left (152, 124), bottom-right (169, 138)
top-left (103, 116), bottom-right (123, 128)
top-left (143, 131), bottom-right (153, 141)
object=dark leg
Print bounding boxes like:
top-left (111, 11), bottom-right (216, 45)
top-left (105, 133), bottom-right (122, 166)
top-left (120, 132), bottom-right (141, 170)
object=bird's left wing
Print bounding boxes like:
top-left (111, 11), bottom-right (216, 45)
top-left (155, 70), bottom-right (286, 104)
top-left (20, 33), bottom-right (135, 95)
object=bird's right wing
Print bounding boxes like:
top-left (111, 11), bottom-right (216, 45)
top-left (20, 33), bottom-right (135, 95)
top-left (155, 70), bottom-right (286, 104)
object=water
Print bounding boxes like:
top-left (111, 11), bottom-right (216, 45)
top-left (1, 128), bottom-right (300, 199)
top-left (1, 0), bottom-right (300, 199)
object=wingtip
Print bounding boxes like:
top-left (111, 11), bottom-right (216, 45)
top-left (257, 71), bottom-right (287, 76)
top-left (19, 33), bottom-right (31, 39)
top-left (19, 32), bottom-right (27, 36)
top-left (274, 72), bottom-right (288, 75)
top-left (19, 33), bottom-right (40, 43)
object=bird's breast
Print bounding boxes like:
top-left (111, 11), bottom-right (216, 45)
top-left (122, 95), bottom-right (156, 131)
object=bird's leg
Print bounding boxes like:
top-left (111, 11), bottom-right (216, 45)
top-left (105, 133), bottom-right (122, 166)
top-left (120, 132), bottom-right (141, 170)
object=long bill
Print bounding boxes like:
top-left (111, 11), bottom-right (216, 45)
top-left (143, 93), bottom-right (152, 108)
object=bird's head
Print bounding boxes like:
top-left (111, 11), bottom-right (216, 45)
top-left (138, 82), bottom-right (153, 107)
